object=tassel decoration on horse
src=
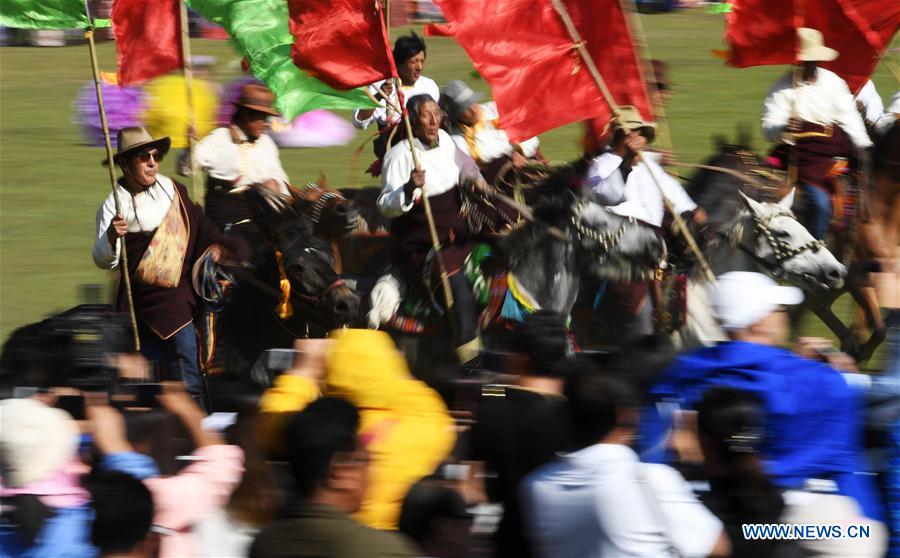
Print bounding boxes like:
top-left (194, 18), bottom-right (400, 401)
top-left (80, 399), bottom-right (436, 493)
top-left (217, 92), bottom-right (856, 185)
top-left (275, 250), bottom-right (294, 319)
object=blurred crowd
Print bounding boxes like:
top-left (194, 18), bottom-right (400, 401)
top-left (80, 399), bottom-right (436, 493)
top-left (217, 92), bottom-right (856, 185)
top-left (0, 271), bottom-right (898, 558)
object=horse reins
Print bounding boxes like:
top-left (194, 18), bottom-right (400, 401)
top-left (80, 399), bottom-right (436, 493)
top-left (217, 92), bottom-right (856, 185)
top-left (732, 210), bottom-right (827, 276)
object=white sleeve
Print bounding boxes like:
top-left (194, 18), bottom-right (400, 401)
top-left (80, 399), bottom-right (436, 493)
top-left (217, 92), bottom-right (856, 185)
top-left (92, 197), bottom-right (121, 270)
top-left (353, 108), bottom-right (377, 130)
top-left (455, 143), bottom-right (482, 182)
top-left (378, 147), bottom-right (417, 217)
top-left (194, 129), bottom-right (221, 172)
top-left (646, 159), bottom-right (697, 214)
top-left (518, 136), bottom-right (541, 158)
top-left (644, 464), bottom-right (724, 558)
top-left (585, 152), bottom-right (627, 205)
top-left (451, 134), bottom-right (472, 158)
top-left (262, 136), bottom-right (290, 188)
top-left (427, 78), bottom-right (440, 102)
top-left (762, 87), bottom-right (791, 143)
top-left (833, 77), bottom-right (873, 148)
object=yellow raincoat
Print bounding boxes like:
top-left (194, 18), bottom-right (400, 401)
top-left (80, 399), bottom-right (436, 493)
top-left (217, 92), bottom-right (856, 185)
top-left (259, 329), bottom-right (456, 530)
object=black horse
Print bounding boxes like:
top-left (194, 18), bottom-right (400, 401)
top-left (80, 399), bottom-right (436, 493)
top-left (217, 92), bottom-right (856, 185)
top-left (206, 183), bottom-right (360, 381)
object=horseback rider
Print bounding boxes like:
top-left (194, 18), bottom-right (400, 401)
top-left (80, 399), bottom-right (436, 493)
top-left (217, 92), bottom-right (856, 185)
top-left (440, 80), bottom-right (546, 186)
top-left (93, 127), bottom-right (226, 406)
top-left (193, 83), bottom-right (289, 260)
top-left (377, 94), bottom-right (488, 365)
top-left (585, 106), bottom-right (698, 228)
top-left (762, 27), bottom-right (872, 239)
top-left (354, 33), bottom-right (440, 162)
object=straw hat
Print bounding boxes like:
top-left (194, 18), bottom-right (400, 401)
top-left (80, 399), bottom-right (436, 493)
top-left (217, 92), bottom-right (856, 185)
top-left (233, 83), bottom-right (280, 116)
top-left (105, 126), bottom-right (171, 166)
top-left (610, 105), bottom-right (656, 141)
top-left (796, 27), bottom-right (838, 62)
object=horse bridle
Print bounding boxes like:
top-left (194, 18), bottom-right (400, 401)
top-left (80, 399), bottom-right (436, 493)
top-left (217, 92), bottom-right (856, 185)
top-left (570, 200), bottom-right (635, 252)
top-left (735, 209), bottom-right (826, 275)
top-left (300, 182), bottom-right (347, 225)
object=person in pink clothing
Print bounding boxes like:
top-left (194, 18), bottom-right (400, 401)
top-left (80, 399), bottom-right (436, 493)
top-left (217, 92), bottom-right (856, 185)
top-left (113, 384), bottom-right (245, 557)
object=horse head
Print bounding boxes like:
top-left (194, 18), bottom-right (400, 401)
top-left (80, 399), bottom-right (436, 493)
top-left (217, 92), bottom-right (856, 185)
top-left (244, 185), bottom-right (360, 329)
top-left (728, 190), bottom-right (846, 293)
top-left (291, 177), bottom-right (361, 239)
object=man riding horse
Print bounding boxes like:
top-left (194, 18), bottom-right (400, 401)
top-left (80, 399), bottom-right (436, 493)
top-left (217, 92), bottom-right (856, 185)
top-left (762, 27), bottom-right (873, 240)
top-left (440, 80), bottom-right (546, 188)
top-left (377, 94), bottom-right (494, 365)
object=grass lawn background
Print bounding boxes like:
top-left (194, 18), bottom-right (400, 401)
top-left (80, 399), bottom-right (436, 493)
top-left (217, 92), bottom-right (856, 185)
top-left (1, 9), bottom-right (897, 359)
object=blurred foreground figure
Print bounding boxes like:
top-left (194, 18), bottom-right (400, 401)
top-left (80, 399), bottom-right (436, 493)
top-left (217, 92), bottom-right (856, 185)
top-left (92, 127), bottom-right (224, 404)
top-left (642, 271), bottom-right (888, 557)
top-left (762, 28), bottom-right (872, 239)
top-left (522, 373), bottom-right (730, 557)
top-left (259, 330), bottom-right (456, 530)
top-left (251, 397), bottom-right (417, 558)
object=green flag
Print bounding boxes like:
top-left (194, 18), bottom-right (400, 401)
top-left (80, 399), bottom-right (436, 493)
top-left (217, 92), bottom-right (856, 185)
top-left (186, 0), bottom-right (375, 119)
top-left (0, 0), bottom-right (89, 29)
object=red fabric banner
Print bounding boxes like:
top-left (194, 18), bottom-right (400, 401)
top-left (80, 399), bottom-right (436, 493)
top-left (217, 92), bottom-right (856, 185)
top-left (289, 0), bottom-right (396, 90)
top-left (112, 0), bottom-right (183, 86)
top-left (433, 0), bottom-right (652, 143)
top-left (726, 0), bottom-right (899, 93)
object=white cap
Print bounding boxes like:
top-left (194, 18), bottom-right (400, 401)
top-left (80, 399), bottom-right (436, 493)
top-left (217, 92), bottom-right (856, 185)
top-left (710, 272), bottom-right (804, 331)
top-left (0, 398), bottom-right (80, 487)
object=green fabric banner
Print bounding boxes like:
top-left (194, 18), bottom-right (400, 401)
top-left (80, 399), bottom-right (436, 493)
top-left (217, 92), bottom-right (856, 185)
top-left (186, 0), bottom-right (376, 119)
top-left (0, 0), bottom-right (89, 30)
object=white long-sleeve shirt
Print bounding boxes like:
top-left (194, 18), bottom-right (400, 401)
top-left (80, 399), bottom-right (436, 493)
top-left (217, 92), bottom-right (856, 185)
top-left (93, 175), bottom-right (178, 269)
top-left (449, 101), bottom-right (540, 164)
top-left (855, 80), bottom-right (885, 126)
top-left (762, 67), bottom-right (872, 148)
top-left (353, 76), bottom-right (440, 130)
top-left (194, 126), bottom-right (290, 193)
top-left (876, 91), bottom-right (899, 136)
top-left (585, 150), bottom-right (696, 227)
top-left (378, 129), bottom-right (482, 218)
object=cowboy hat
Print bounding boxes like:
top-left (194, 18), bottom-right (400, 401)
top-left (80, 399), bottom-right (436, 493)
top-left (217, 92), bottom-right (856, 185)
top-left (796, 27), bottom-right (838, 62)
top-left (609, 105), bottom-right (657, 142)
top-left (105, 127), bottom-right (171, 166)
top-left (441, 80), bottom-right (483, 120)
top-left (233, 83), bottom-right (280, 116)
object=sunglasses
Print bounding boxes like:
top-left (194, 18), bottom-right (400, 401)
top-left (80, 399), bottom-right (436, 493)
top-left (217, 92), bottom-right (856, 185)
top-left (135, 150), bottom-right (164, 163)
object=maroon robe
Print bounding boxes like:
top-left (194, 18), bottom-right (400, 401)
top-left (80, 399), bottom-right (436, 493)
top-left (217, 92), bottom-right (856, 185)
top-left (772, 122), bottom-right (853, 191)
top-left (116, 181), bottom-right (222, 339)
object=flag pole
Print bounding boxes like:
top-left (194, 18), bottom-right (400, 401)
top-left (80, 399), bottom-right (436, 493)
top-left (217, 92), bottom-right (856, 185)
top-left (620, 0), bottom-right (674, 155)
top-left (179, 0), bottom-right (203, 205)
top-left (83, 1), bottom-right (141, 350)
top-left (549, 0), bottom-right (715, 283)
top-left (787, 0), bottom-right (806, 188)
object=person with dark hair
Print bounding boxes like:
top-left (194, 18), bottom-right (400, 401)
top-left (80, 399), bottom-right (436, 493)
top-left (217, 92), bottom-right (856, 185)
top-left (398, 477), bottom-right (472, 558)
top-left (522, 373), bottom-right (729, 558)
top-left (470, 310), bottom-right (574, 558)
top-left (354, 32), bottom-right (439, 140)
top-left (193, 83), bottom-right (289, 260)
top-left (377, 93), bottom-right (488, 364)
top-left (695, 387), bottom-right (796, 558)
top-left (251, 397), bottom-right (417, 557)
top-left (86, 471), bottom-right (155, 558)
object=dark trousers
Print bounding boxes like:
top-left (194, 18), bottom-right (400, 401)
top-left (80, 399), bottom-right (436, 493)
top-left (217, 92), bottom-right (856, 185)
top-left (138, 321), bottom-right (203, 401)
top-left (449, 272), bottom-right (478, 346)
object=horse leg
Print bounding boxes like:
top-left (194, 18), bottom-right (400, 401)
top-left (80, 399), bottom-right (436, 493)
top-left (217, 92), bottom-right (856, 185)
top-left (808, 289), bottom-right (861, 358)
top-left (847, 283), bottom-right (886, 363)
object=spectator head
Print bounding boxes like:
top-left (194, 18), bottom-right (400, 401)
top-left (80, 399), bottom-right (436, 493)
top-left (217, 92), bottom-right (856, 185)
top-left (398, 477), bottom-right (472, 558)
top-left (393, 32), bottom-right (427, 85)
top-left (123, 408), bottom-right (194, 476)
top-left (0, 398), bottom-right (79, 488)
top-left (86, 471), bottom-right (155, 557)
top-left (696, 387), bottom-right (767, 473)
top-left (710, 272), bottom-right (803, 346)
top-left (566, 373), bottom-right (640, 449)
top-left (510, 310), bottom-right (571, 378)
top-left (285, 397), bottom-right (367, 514)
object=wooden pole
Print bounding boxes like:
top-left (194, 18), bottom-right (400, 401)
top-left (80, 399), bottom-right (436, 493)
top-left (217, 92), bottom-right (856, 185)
top-left (83, 1), bottom-right (141, 350)
top-left (548, 0), bottom-right (716, 283)
top-left (786, 63), bottom-right (802, 187)
top-left (620, 0), bottom-right (674, 155)
top-left (179, 0), bottom-right (203, 204)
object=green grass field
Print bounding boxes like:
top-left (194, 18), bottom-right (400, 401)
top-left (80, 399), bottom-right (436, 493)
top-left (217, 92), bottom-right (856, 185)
top-left (0, 9), bottom-right (897, 350)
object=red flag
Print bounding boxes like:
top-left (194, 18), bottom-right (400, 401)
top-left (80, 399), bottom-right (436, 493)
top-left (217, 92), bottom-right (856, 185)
top-left (726, 0), bottom-right (899, 93)
top-left (112, 0), bottom-right (183, 86)
top-left (289, 0), bottom-right (396, 90)
top-left (433, 0), bottom-right (652, 143)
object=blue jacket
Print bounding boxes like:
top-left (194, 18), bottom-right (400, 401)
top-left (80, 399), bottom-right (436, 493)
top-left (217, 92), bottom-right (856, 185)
top-left (640, 341), bottom-right (884, 522)
top-left (0, 452), bottom-right (159, 558)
